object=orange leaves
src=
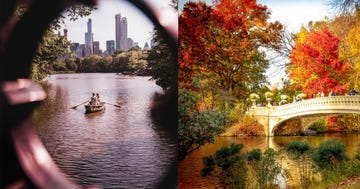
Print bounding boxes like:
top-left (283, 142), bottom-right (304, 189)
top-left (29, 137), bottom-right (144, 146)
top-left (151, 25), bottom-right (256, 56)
top-left (179, 0), bottom-right (283, 97)
top-left (289, 28), bottom-right (350, 97)
top-left (179, 2), bottom-right (211, 87)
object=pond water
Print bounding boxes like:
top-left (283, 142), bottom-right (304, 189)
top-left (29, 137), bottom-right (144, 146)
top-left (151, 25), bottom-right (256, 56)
top-left (178, 133), bottom-right (360, 188)
top-left (33, 73), bottom-right (177, 188)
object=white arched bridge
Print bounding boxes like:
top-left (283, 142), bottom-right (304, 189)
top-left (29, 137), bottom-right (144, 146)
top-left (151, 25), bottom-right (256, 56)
top-left (246, 96), bottom-right (360, 136)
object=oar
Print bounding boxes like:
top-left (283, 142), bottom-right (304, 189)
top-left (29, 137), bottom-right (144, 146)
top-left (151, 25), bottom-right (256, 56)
top-left (105, 102), bottom-right (121, 108)
top-left (71, 100), bottom-right (89, 109)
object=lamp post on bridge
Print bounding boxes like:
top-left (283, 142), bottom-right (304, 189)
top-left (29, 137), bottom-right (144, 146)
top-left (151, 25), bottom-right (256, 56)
top-left (249, 93), bottom-right (260, 107)
top-left (265, 91), bottom-right (274, 107)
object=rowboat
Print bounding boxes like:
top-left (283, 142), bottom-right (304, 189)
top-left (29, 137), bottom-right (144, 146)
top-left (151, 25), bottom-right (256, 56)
top-left (84, 102), bottom-right (105, 114)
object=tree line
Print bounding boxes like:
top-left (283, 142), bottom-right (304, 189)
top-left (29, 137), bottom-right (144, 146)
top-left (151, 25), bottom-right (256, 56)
top-left (55, 48), bottom-right (149, 74)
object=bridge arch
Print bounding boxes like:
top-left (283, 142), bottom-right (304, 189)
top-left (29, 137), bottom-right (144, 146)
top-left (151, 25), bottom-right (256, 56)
top-left (247, 96), bottom-right (360, 136)
top-left (271, 114), bottom-right (341, 136)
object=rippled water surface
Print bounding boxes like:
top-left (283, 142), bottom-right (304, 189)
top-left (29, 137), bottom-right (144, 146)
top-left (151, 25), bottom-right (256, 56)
top-left (33, 73), bottom-right (176, 188)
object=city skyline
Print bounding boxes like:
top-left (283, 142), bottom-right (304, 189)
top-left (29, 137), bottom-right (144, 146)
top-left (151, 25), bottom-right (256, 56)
top-left (61, 0), bottom-right (176, 51)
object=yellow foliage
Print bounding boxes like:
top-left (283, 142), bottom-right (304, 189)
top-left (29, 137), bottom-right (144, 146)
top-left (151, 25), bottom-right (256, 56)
top-left (296, 26), bottom-right (309, 44)
top-left (340, 22), bottom-right (360, 89)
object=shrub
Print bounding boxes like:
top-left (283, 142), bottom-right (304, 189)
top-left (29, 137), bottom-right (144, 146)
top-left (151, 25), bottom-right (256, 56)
top-left (286, 141), bottom-right (311, 156)
top-left (201, 143), bottom-right (247, 188)
top-left (246, 148), bottom-right (288, 189)
top-left (311, 139), bottom-right (348, 170)
top-left (237, 115), bottom-right (264, 136)
top-left (308, 119), bottom-right (326, 133)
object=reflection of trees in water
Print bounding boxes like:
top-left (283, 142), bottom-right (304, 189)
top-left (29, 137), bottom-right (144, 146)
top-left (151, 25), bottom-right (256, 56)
top-left (148, 90), bottom-right (178, 188)
top-left (180, 134), bottom-right (360, 188)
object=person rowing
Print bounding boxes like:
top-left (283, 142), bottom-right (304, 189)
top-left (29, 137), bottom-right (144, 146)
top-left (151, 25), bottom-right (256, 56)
top-left (90, 93), bottom-right (97, 105)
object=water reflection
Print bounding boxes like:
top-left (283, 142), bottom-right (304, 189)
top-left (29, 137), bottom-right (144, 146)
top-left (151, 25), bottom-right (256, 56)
top-left (179, 133), bottom-right (360, 188)
top-left (33, 73), bottom-right (176, 188)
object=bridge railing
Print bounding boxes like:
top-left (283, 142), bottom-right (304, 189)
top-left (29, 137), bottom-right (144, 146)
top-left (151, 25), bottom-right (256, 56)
top-left (271, 96), bottom-right (360, 117)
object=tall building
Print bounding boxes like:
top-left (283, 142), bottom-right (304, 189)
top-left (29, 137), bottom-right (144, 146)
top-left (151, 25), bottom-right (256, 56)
top-left (115, 13), bottom-right (129, 51)
top-left (143, 42), bottom-right (150, 50)
top-left (63, 28), bottom-right (68, 39)
top-left (106, 40), bottom-right (115, 55)
top-left (93, 41), bottom-right (100, 55)
top-left (70, 43), bottom-right (79, 53)
top-left (85, 18), bottom-right (93, 56)
top-left (127, 38), bottom-right (133, 50)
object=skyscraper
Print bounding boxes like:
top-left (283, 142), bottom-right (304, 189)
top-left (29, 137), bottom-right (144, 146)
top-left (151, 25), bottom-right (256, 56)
top-left (85, 18), bottom-right (93, 56)
top-left (106, 40), bottom-right (115, 55)
top-left (143, 42), bottom-right (150, 50)
top-left (115, 13), bottom-right (129, 51)
top-left (93, 41), bottom-right (100, 55)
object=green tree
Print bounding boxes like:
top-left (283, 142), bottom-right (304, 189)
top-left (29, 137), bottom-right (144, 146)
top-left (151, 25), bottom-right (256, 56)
top-left (31, 31), bottom-right (71, 79)
top-left (81, 55), bottom-right (102, 72)
top-left (64, 58), bottom-right (78, 71)
top-left (98, 56), bottom-right (113, 72)
top-left (178, 87), bottom-right (228, 160)
top-left (148, 29), bottom-right (177, 91)
top-left (126, 49), bottom-right (148, 72)
top-left (113, 53), bottom-right (129, 72)
top-left (29, 4), bottom-right (94, 80)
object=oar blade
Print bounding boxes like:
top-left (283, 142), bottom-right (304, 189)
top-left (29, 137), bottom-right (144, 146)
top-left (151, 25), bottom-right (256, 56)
top-left (105, 102), bottom-right (121, 108)
top-left (70, 101), bottom-right (88, 110)
top-left (71, 106), bottom-right (78, 109)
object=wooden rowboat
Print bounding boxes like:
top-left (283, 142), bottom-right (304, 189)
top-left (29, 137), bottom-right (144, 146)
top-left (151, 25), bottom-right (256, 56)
top-left (84, 102), bottom-right (105, 114)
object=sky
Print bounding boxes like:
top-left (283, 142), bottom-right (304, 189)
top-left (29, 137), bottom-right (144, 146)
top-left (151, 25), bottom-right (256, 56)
top-left (178, 0), bottom-right (334, 85)
top-left (60, 0), bottom-right (177, 50)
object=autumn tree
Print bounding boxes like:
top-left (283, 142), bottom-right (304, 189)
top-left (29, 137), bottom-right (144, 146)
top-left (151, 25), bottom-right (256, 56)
top-left (328, 0), bottom-right (360, 13)
top-left (179, 0), bottom-right (283, 99)
top-left (178, 1), bottom-right (211, 87)
top-left (178, 0), bottom-right (283, 160)
top-left (288, 28), bottom-right (349, 97)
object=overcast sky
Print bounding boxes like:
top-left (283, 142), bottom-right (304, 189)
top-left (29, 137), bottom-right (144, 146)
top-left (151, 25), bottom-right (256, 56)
top-left (60, 0), bottom-right (176, 50)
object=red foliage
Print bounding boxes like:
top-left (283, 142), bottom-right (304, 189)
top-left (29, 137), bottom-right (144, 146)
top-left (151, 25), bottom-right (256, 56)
top-left (326, 116), bottom-right (344, 132)
top-left (289, 29), bottom-right (350, 97)
top-left (178, 0), bottom-right (282, 92)
top-left (178, 2), bottom-right (211, 86)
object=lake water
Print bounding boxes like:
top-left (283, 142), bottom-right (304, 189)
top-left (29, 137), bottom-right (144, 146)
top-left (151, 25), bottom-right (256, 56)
top-left (179, 133), bottom-right (360, 188)
top-left (32, 73), bottom-right (177, 188)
